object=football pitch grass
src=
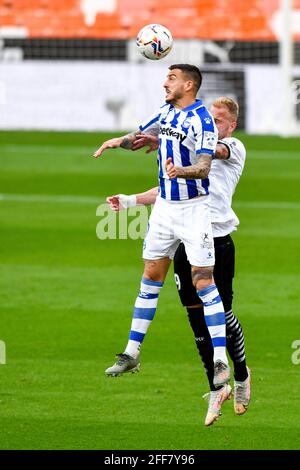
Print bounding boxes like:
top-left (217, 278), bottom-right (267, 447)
top-left (0, 130), bottom-right (300, 450)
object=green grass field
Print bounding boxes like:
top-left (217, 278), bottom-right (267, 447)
top-left (0, 130), bottom-right (300, 450)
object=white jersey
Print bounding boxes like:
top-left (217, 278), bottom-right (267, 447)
top-left (139, 100), bottom-right (218, 201)
top-left (209, 137), bottom-right (246, 237)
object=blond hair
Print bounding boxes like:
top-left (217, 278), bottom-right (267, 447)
top-left (212, 97), bottom-right (239, 120)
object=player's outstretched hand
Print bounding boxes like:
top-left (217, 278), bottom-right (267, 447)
top-left (106, 195), bottom-right (122, 211)
top-left (165, 157), bottom-right (178, 178)
top-left (93, 138), bottom-right (122, 158)
top-left (106, 194), bottom-right (137, 211)
top-left (132, 134), bottom-right (159, 153)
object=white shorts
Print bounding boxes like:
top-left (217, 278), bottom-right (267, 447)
top-left (143, 195), bottom-right (215, 267)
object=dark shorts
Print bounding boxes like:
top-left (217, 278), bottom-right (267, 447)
top-left (173, 234), bottom-right (235, 312)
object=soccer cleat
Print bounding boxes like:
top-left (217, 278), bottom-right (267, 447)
top-left (234, 367), bottom-right (251, 415)
top-left (213, 360), bottom-right (231, 387)
top-left (203, 384), bottom-right (232, 426)
top-left (105, 353), bottom-right (140, 377)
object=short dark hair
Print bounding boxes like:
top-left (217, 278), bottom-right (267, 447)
top-left (169, 64), bottom-right (202, 92)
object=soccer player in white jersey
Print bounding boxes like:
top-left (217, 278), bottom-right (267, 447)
top-left (94, 64), bottom-right (230, 388)
top-left (106, 97), bottom-right (250, 426)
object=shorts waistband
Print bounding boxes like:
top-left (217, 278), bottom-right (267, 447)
top-left (158, 194), bottom-right (209, 204)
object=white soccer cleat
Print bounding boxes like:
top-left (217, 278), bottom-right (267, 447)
top-left (234, 367), bottom-right (251, 415)
top-left (203, 384), bottom-right (232, 426)
top-left (105, 353), bottom-right (140, 377)
top-left (213, 360), bottom-right (231, 387)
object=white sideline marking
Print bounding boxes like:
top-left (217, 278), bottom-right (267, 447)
top-left (0, 193), bottom-right (300, 209)
top-left (234, 201), bottom-right (300, 210)
top-left (0, 145), bottom-right (94, 155)
top-left (0, 193), bottom-right (101, 205)
top-left (1, 145), bottom-right (300, 160)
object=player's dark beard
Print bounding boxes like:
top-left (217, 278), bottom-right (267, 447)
top-left (166, 90), bottom-right (183, 105)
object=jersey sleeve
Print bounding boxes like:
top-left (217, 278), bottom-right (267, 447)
top-left (219, 137), bottom-right (246, 164)
top-left (195, 112), bottom-right (218, 156)
top-left (139, 109), bottom-right (161, 136)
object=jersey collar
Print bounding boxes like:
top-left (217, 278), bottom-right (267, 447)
top-left (182, 99), bottom-right (203, 112)
top-left (166, 99), bottom-right (203, 112)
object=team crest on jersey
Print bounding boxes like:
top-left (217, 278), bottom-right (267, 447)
top-left (182, 117), bottom-right (192, 128)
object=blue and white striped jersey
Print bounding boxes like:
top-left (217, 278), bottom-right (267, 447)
top-left (139, 99), bottom-right (218, 201)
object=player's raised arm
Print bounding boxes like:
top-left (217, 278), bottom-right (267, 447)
top-left (93, 130), bottom-right (140, 158)
top-left (106, 187), bottom-right (159, 211)
top-left (165, 154), bottom-right (212, 180)
top-left (131, 134), bottom-right (159, 153)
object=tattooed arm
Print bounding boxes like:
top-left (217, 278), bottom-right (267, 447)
top-left (165, 154), bottom-right (212, 179)
top-left (93, 130), bottom-right (140, 158)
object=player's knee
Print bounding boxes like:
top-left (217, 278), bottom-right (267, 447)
top-left (191, 266), bottom-right (214, 292)
top-left (143, 271), bottom-right (164, 283)
top-left (143, 266), bottom-right (165, 281)
top-left (143, 259), bottom-right (169, 282)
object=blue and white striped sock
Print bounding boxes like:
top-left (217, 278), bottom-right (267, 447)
top-left (125, 277), bottom-right (163, 359)
top-left (197, 284), bottom-right (228, 364)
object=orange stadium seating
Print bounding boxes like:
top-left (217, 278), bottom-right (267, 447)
top-left (0, 0), bottom-right (299, 40)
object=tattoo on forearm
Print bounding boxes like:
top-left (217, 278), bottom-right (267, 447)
top-left (120, 131), bottom-right (139, 150)
top-left (120, 138), bottom-right (133, 149)
top-left (176, 154), bottom-right (212, 179)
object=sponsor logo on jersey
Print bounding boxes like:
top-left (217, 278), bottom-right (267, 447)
top-left (201, 232), bottom-right (213, 249)
top-left (160, 126), bottom-right (187, 143)
top-left (203, 131), bottom-right (216, 148)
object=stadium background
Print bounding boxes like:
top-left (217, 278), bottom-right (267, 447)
top-left (0, 0), bottom-right (300, 451)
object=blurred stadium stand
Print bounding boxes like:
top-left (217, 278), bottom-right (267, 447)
top-left (0, 0), bottom-right (299, 133)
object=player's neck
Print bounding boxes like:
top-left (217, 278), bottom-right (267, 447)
top-left (173, 96), bottom-right (197, 110)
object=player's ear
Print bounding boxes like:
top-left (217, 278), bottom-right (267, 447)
top-left (185, 80), bottom-right (193, 92)
top-left (230, 121), bottom-right (237, 133)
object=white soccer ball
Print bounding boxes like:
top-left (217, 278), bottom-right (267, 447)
top-left (136, 24), bottom-right (173, 60)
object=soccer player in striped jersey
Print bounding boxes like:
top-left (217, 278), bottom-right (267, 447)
top-left (94, 64), bottom-right (230, 389)
top-left (106, 97), bottom-right (250, 426)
